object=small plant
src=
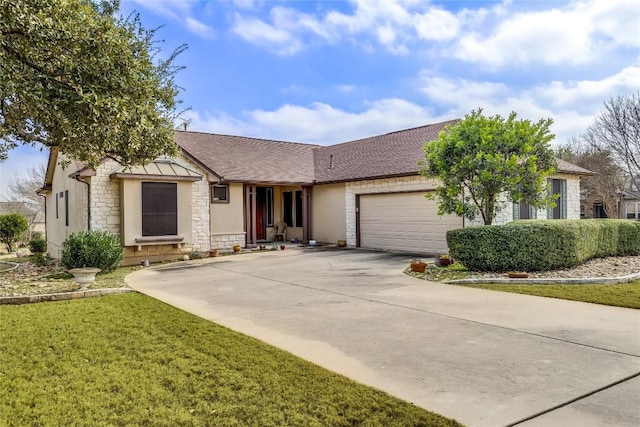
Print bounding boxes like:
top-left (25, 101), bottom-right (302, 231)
top-left (189, 248), bottom-right (204, 259)
top-left (33, 252), bottom-right (52, 266)
top-left (29, 238), bottom-right (47, 253)
top-left (61, 231), bottom-right (123, 273)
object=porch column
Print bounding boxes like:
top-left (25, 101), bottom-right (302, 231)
top-left (244, 184), bottom-right (258, 248)
top-left (302, 185), bottom-right (311, 243)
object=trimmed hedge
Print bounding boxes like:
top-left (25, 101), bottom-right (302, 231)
top-left (446, 219), bottom-right (640, 272)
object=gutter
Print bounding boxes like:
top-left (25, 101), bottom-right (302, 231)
top-left (72, 174), bottom-right (91, 230)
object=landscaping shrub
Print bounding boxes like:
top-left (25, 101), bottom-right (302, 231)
top-left (29, 238), bottom-right (47, 253)
top-left (447, 219), bottom-right (640, 272)
top-left (61, 231), bottom-right (123, 273)
top-left (0, 213), bottom-right (29, 252)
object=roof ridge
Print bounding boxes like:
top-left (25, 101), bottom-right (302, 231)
top-left (175, 130), bottom-right (321, 148)
top-left (317, 119), bottom-right (459, 149)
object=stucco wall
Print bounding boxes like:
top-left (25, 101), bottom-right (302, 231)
top-left (345, 176), bottom-right (440, 247)
top-left (311, 183), bottom-right (346, 244)
top-left (45, 156), bottom-right (89, 258)
top-left (210, 183), bottom-right (245, 249)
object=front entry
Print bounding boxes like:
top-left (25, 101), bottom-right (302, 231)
top-left (256, 188), bottom-right (266, 240)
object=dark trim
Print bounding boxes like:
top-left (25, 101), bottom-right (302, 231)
top-left (64, 190), bottom-right (69, 227)
top-left (211, 184), bottom-right (230, 203)
top-left (355, 194), bottom-right (361, 248)
top-left (135, 235), bottom-right (184, 243)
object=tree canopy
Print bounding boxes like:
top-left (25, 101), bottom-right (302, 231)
top-left (0, 0), bottom-right (185, 166)
top-left (421, 109), bottom-right (557, 225)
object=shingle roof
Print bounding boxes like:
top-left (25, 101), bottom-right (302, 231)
top-left (313, 120), bottom-right (457, 183)
top-left (556, 158), bottom-right (594, 175)
top-left (173, 121), bottom-right (591, 184)
top-left (174, 131), bottom-right (318, 184)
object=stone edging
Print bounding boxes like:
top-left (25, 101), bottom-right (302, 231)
top-left (0, 288), bottom-right (133, 305)
top-left (445, 272), bottom-right (640, 285)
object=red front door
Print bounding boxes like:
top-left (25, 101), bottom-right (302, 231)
top-left (256, 196), bottom-right (265, 240)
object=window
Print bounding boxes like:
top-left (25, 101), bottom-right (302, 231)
top-left (142, 182), bottom-right (177, 236)
top-left (626, 202), bottom-right (640, 219)
top-left (64, 190), bottom-right (69, 227)
top-left (282, 190), bottom-right (303, 227)
top-left (266, 187), bottom-right (274, 226)
top-left (55, 193), bottom-right (59, 219)
top-left (547, 179), bottom-right (567, 219)
top-left (211, 184), bottom-right (229, 203)
top-left (513, 202), bottom-right (536, 220)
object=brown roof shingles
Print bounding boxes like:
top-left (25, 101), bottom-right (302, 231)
top-left (174, 120), bottom-right (592, 184)
top-left (313, 120), bottom-right (457, 183)
top-left (175, 131), bottom-right (318, 184)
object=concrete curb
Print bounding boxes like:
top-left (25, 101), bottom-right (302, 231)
top-left (0, 287), bottom-right (133, 305)
top-left (445, 271), bottom-right (640, 285)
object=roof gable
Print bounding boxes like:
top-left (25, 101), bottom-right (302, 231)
top-left (174, 131), bottom-right (318, 184)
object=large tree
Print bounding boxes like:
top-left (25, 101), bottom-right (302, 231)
top-left (0, 0), bottom-right (185, 166)
top-left (421, 109), bottom-right (557, 225)
top-left (584, 93), bottom-right (640, 191)
top-left (556, 139), bottom-right (625, 218)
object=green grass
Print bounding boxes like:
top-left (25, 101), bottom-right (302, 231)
top-left (405, 262), bottom-right (640, 309)
top-left (460, 281), bottom-right (640, 309)
top-left (0, 293), bottom-right (461, 427)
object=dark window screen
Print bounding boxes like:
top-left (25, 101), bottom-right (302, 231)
top-left (142, 182), bottom-right (177, 236)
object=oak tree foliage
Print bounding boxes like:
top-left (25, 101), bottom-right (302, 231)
top-left (421, 109), bottom-right (558, 225)
top-left (0, 0), bottom-right (185, 166)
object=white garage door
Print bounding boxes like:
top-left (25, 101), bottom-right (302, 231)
top-left (358, 192), bottom-right (462, 254)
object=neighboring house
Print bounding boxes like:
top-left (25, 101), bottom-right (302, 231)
top-left (0, 201), bottom-right (45, 238)
top-left (622, 177), bottom-right (640, 219)
top-left (40, 121), bottom-right (591, 265)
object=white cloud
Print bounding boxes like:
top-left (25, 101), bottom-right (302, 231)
top-left (232, 14), bottom-right (303, 55)
top-left (452, 0), bottom-right (640, 67)
top-left (537, 66), bottom-right (640, 109)
top-left (183, 99), bottom-right (447, 145)
top-left (336, 84), bottom-right (357, 93)
top-left (416, 67), bottom-right (640, 144)
top-left (233, 0), bottom-right (461, 54)
top-left (185, 17), bottom-right (214, 39)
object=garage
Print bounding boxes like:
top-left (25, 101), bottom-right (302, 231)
top-left (357, 191), bottom-right (463, 254)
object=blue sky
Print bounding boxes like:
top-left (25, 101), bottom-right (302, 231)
top-left (1, 0), bottom-right (639, 197)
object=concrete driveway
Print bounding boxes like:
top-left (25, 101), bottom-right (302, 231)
top-left (126, 248), bottom-right (640, 427)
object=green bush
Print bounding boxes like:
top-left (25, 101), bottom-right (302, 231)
top-left (29, 238), bottom-right (47, 253)
top-left (447, 219), bottom-right (640, 272)
top-left (61, 231), bottom-right (123, 273)
top-left (0, 213), bottom-right (29, 252)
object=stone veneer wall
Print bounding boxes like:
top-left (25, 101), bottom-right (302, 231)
top-left (90, 159), bottom-right (121, 234)
top-left (467, 173), bottom-right (582, 226)
top-left (90, 155), bottom-right (212, 260)
top-left (210, 232), bottom-right (247, 250)
top-left (176, 156), bottom-right (211, 252)
top-left (344, 175), bottom-right (440, 247)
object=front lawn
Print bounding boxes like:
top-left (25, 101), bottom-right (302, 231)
top-left (406, 263), bottom-right (640, 309)
top-left (460, 281), bottom-right (640, 309)
top-left (0, 293), bottom-right (461, 426)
